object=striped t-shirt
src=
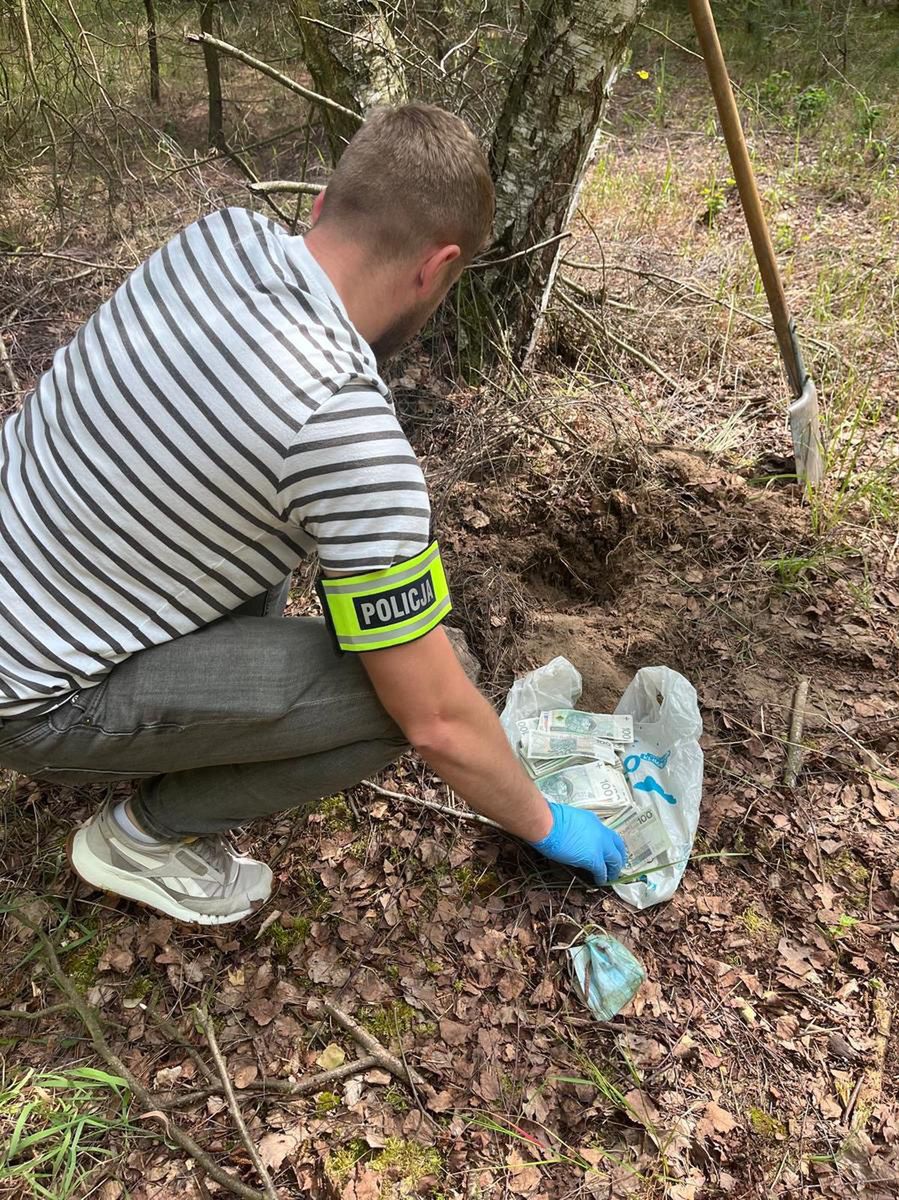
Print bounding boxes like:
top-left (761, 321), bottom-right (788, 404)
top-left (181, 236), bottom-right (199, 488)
top-left (0, 207), bottom-right (432, 717)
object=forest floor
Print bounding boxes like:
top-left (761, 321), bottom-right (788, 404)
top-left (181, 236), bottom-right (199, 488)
top-left (2, 29), bottom-right (898, 1200)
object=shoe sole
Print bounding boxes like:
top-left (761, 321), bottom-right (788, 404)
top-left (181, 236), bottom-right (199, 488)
top-left (66, 828), bottom-right (263, 927)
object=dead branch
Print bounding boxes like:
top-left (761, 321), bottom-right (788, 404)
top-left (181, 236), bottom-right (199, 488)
top-left (469, 232), bottom-right (573, 270)
top-left (247, 180), bottom-right (324, 196)
top-left (783, 677), bottom-right (810, 788)
top-left (361, 778), bottom-right (501, 828)
top-left (157, 1055), bottom-right (381, 1111)
top-left (185, 33), bottom-right (362, 124)
top-left (146, 1006), bottom-right (217, 1086)
top-left (306, 999), bottom-right (437, 1103)
top-left (0, 1003), bottom-right (71, 1021)
top-left (563, 258), bottom-right (838, 356)
top-left (0, 248), bottom-right (124, 270)
top-left (558, 285), bottom-right (679, 389)
top-left (25, 920), bottom-right (267, 1200)
top-left (196, 1008), bottom-right (280, 1200)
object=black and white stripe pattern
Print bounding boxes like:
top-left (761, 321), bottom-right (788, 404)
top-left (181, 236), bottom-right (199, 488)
top-left (0, 208), bottom-right (431, 716)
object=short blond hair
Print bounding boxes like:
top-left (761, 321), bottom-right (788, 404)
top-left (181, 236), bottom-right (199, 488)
top-left (318, 104), bottom-right (494, 262)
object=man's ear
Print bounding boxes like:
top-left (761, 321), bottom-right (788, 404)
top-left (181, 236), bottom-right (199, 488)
top-left (310, 188), bottom-right (327, 225)
top-left (419, 244), bottom-right (461, 293)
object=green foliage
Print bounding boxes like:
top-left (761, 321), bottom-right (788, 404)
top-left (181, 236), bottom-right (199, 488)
top-left (370, 1139), bottom-right (442, 1186)
top-left (326, 1138), bottom-right (369, 1183)
top-left (359, 1000), bottom-right (435, 1042)
top-left (0, 1066), bottom-right (133, 1199)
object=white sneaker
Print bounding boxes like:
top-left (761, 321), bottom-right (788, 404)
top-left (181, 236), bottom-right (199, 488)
top-left (67, 799), bottom-right (272, 925)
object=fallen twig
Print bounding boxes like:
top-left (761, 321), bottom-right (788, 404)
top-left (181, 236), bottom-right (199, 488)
top-left (248, 180), bottom-right (324, 196)
top-left (557, 285), bottom-right (679, 389)
top-left (156, 1055), bottom-right (381, 1111)
top-left (196, 1008), bottom-right (280, 1200)
top-left (361, 778), bottom-right (500, 828)
top-left (469, 231), bottom-right (572, 270)
top-left (562, 258), bottom-right (838, 355)
top-left (783, 677), bottom-right (810, 788)
top-left (0, 248), bottom-right (124, 271)
top-left (306, 999), bottom-right (437, 1103)
top-left (23, 918), bottom-right (266, 1200)
top-left (0, 1002), bottom-right (71, 1021)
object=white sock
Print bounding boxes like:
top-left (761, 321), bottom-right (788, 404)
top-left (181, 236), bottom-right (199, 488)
top-left (113, 800), bottom-right (164, 845)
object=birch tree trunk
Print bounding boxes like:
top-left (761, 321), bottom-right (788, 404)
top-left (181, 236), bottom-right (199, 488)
top-left (290, 0), bottom-right (407, 160)
top-left (486, 0), bottom-right (648, 364)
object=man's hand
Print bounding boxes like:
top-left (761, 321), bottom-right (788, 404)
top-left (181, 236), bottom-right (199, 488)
top-left (529, 802), bottom-right (627, 885)
top-left (359, 626), bottom-right (553, 842)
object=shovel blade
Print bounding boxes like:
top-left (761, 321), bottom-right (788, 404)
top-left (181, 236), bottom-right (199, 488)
top-left (789, 377), bottom-right (825, 486)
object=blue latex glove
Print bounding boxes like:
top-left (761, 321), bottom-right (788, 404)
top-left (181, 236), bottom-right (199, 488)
top-left (529, 802), bottom-right (627, 885)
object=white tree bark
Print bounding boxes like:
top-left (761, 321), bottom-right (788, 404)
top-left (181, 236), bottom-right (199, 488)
top-left (486, 0), bottom-right (648, 363)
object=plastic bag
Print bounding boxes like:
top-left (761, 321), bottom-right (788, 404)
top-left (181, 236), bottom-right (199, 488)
top-left (499, 656), bottom-right (582, 748)
top-left (567, 933), bottom-right (646, 1020)
top-left (613, 666), bottom-right (703, 910)
top-left (500, 659), bottom-right (703, 910)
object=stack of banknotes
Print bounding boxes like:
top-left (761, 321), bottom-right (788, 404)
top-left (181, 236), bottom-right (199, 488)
top-left (517, 709), bottom-right (673, 871)
top-left (517, 709), bottom-right (634, 779)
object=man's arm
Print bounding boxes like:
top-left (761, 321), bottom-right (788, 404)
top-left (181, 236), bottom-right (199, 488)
top-left (360, 626), bottom-right (553, 842)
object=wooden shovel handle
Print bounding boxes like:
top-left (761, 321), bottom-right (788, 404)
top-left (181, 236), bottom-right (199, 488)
top-left (688, 0), bottom-right (805, 397)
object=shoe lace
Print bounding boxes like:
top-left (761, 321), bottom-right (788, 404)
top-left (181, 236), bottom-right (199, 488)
top-left (187, 833), bottom-right (238, 891)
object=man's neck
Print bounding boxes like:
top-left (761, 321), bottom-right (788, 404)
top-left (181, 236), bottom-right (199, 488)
top-left (302, 230), bottom-right (398, 349)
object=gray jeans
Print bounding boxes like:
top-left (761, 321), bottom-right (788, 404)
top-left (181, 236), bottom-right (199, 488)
top-left (0, 582), bottom-right (407, 839)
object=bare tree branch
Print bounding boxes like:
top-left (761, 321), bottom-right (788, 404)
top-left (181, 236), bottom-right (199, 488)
top-left (185, 32), bottom-right (362, 124)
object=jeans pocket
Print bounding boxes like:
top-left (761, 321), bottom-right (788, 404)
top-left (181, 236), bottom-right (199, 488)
top-left (47, 680), bottom-right (109, 734)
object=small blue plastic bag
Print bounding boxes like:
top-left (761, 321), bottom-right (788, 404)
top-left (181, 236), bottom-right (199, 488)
top-left (567, 933), bottom-right (645, 1021)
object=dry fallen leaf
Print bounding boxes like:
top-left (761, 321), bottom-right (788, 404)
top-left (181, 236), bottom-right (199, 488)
top-left (506, 1151), bottom-right (542, 1196)
top-left (696, 1100), bottom-right (738, 1140)
top-left (259, 1129), bottom-right (303, 1171)
top-left (439, 1018), bottom-right (469, 1046)
top-left (341, 1167), bottom-right (381, 1200)
top-left (232, 1061), bottom-right (258, 1089)
top-left (316, 1042), bottom-right (347, 1070)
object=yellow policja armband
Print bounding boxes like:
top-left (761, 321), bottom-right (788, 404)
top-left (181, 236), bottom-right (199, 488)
top-left (319, 541), bottom-right (452, 651)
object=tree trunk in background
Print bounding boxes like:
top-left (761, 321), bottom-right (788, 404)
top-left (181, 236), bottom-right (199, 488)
top-left (289, 0), bottom-right (406, 161)
top-left (143, 0), bottom-right (160, 105)
top-left (486, 0), bottom-right (648, 364)
top-left (200, 1), bottom-right (224, 150)
top-left (289, 1), bottom-right (360, 160)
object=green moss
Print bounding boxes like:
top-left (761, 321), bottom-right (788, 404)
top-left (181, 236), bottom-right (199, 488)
top-left (741, 906), bottom-right (779, 946)
top-left (454, 865), bottom-right (502, 900)
top-left (425, 958), bottom-right (442, 976)
top-left (822, 849), bottom-right (869, 907)
top-left (124, 976), bottom-right (153, 1003)
top-left (385, 964), bottom-right (400, 981)
top-left (314, 1090), bottom-right (341, 1115)
top-left (63, 937), bottom-right (107, 993)
top-left (747, 1107), bottom-right (786, 1139)
top-left (326, 1138), bottom-right (368, 1183)
top-left (312, 793), bottom-right (354, 832)
top-left (359, 1000), bottom-right (425, 1042)
top-left (384, 1085), bottom-right (410, 1113)
top-left (264, 915), bottom-right (311, 959)
top-left (370, 1138), bottom-right (442, 1186)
